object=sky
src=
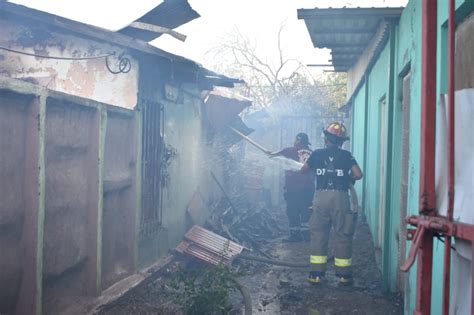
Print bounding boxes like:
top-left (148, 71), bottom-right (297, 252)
top-left (9, 0), bottom-right (408, 73)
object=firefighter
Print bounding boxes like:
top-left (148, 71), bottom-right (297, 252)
top-left (301, 122), bottom-right (363, 285)
top-left (267, 133), bottom-right (315, 242)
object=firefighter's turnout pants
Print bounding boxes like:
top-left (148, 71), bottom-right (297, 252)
top-left (310, 190), bottom-right (356, 277)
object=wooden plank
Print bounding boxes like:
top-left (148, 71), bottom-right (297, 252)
top-left (96, 106), bottom-right (107, 294)
top-left (129, 22), bottom-right (187, 42)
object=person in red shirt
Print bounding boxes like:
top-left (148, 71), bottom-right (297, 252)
top-left (268, 133), bottom-right (315, 242)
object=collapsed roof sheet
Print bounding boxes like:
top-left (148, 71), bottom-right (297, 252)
top-left (205, 87), bottom-right (252, 131)
top-left (175, 225), bottom-right (245, 266)
top-left (118, 0), bottom-right (200, 42)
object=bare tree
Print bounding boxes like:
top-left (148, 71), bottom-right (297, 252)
top-left (207, 25), bottom-right (346, 116)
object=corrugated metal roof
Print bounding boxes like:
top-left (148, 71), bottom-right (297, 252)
top-left (175, 225), bottom-right (245, 266)
top-left (211, 86), bottom-right (252, 103)
top-left (297, 7), bottom-right (403, 71)
top-left (205, 87), bottom-right (252, 133)
top-left (118, 0), bottom-right (200, 42)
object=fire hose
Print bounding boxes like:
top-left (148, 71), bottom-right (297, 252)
top-left (231, 277), bottom-right (252, 315)
top-left (236, 253), bottom-right (329, 268)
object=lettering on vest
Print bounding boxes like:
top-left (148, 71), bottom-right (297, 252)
top-left (316, 168), bottom-right (345, 176)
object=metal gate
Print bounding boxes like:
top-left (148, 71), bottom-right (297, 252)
top-left (140, 99), bottom-right (164, 237)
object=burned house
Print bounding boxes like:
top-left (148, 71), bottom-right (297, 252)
top-left (0, 1), bottom-right (251, 314)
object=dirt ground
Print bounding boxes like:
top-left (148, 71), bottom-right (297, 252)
top-left (236, 209), bottom-right (403, 315)
top-left (100, 204), bottom-right (403, 315)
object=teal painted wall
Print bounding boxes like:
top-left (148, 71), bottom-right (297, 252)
top-left (364, 44), bottom-right (390, 248)
top-left (393, 2), bottom-right (422, 312)
top-left (348, 0), bottom-right (474, 314)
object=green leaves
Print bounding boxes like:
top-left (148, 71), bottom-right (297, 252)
top-left (169, 264), bottom-right (242, 315)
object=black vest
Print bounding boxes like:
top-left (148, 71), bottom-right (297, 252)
top-left (307, 146), bottom-right (356, 191)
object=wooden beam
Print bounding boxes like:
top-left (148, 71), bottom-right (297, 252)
top-left (16, 94), bottom-right (46, 315)
top-left (129, 22), bottom-right (187, 42)
top-left (96, 106), bottom-right (107, 294)
top-left (36, 94), bottom-right (46, 315)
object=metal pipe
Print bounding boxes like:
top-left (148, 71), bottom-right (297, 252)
top-left (443, 1), bottom-right (456, 313)
top-left (415, 234), bottom-right (434, 315)
top-left (472, 244), bottom-right (474, 314)
top-left (447, 0), bottom-right (456, 224)
top-left (415, 0), bottom-right (438, 314)
top-left (419, 0), bottom-right (438, 214)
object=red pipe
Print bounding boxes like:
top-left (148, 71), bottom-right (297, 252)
top-left (419, 0), bottom-right (438, 214)
top-left (415, 234), bottom-right (434, 315)
top-left (415, 0), bottom-right (438, 313)
top-left (472, 244), bottom-right (474, 314)
top-left (442, 1), bottom-right (456, 314)
top-left (447, 0), bottom-right (456, 224)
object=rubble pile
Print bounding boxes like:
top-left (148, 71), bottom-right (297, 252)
top-left (206, 194), bottom-right (286, 254)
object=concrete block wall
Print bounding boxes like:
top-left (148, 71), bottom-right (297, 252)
top-left (0, 77), bottom-right (141, 314)
top-left (0, 90), bottom-right (40, 315)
